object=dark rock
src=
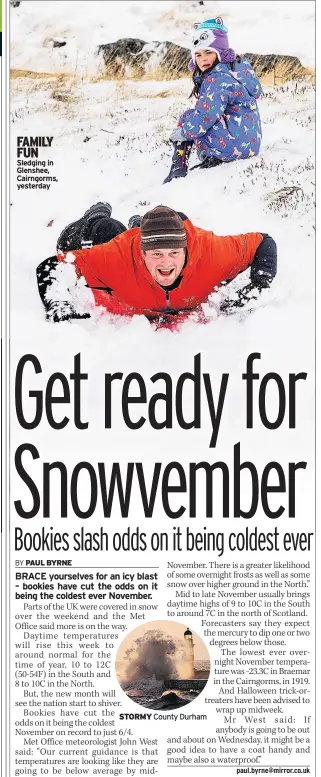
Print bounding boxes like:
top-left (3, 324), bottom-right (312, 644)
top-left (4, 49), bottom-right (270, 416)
top-left (96, 38), bottom-right (311, 83)
top-left (152, 691), bottom-right (190, 710)
top-left (53, 40), bottom-right (67, 48)
top-left (10, 0), bottom-right (21, 6)
top-left (244, 53), bottom-right (310, 82)
top-left (96, 38), bottom-right (190, 79)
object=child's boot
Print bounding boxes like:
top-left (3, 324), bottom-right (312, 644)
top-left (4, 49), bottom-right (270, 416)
top-left (163, 141), bottom-right (193, 184)
top-left (198, 156), bottom-right (222, 169)
top-left (128, 215), bottom-right (141, 229)
top-left (190, 156), bottom-right (222, 171)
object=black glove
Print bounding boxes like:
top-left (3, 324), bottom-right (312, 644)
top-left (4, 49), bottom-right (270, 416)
top-left (220, 232), bottom-right (276, 315)
top-left (220, 277), bottom-right (271, 315)
top-left (46, 301), bottom-right (91, 323)
top-left (250, 234), bottom-right (277, 285)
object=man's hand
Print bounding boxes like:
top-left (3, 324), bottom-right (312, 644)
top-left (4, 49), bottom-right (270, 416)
top-left (220, 278), bottom-right (270, 314)
top-left (46, 300), bottom-right (90, 323)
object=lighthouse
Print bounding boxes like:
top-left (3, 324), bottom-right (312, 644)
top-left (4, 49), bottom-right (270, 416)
top-left (184, 627), bottom-right (195, 679)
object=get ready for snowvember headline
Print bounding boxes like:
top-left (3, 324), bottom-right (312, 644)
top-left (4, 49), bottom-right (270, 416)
top-left (13, 350), bottom-right (313, 557)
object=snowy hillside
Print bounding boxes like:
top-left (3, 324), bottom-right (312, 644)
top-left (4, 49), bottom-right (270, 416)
top-left (11, 72), bottom-right (315, 329)
top-left (9, 1), bottom-right (315, 485)
top-left (8, 13), bottom-right (316, 775)
top-left (10, 0), bottom-right (315, 74)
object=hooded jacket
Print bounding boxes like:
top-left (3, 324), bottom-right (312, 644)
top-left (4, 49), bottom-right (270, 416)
top-left (179, 59), bottom-right (262, 160)
top-left (55, 219), bottom-right (268, 317)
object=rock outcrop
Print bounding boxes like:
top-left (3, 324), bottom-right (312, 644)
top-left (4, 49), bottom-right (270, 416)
top-left (243, 53), bottom-right (311, 84)
top-left (96, 39), bottom-right (190, 79)
top-left (96, 38), bottom-right (312, 83)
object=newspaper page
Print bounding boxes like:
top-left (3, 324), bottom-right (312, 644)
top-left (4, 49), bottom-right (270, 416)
top-left (1, 2), bottom-right (316, 777)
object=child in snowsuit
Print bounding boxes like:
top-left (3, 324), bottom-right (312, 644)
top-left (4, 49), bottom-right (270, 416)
top-left (164, 17), bottom-right (263, 183)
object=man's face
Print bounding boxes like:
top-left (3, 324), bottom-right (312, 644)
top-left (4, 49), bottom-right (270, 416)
top-left (143, 247), bottom-right (186, 287)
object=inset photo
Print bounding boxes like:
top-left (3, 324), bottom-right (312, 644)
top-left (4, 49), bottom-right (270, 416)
top-left (115, 620), bottom-right (210, 711)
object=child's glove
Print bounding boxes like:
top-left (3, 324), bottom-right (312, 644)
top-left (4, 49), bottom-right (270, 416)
top-left (169, 127), bottom-right (185, 143)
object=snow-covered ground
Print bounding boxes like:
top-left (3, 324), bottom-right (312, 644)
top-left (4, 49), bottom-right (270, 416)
top-left (8, 12), bottom-right (316, 775)
top-left (10, 0), bottom-right (315, 74)
top-left (10, 1), bottom-right (315, 510)
top-left (11, 74), bottom-right (315, 334)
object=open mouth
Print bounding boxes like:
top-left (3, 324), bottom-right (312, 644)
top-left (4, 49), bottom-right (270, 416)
top-left (157, 268), bottom-right (174, 278)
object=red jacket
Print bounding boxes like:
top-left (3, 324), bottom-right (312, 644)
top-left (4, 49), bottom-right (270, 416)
top-left (58, 220), bottom-right (263, 317)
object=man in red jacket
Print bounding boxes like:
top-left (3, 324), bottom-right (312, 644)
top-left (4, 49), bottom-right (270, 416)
top-left (37, 204), bottom-right (277, 322)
